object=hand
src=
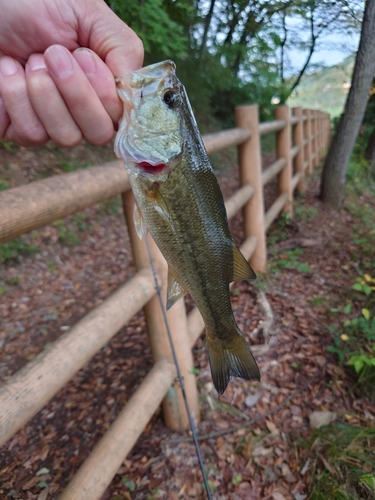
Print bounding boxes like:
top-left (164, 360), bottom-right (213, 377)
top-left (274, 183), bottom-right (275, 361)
top-left (0, 0), bottom-right (143, 147)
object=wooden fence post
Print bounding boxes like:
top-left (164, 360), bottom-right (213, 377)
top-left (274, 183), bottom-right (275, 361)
top-left (316, 111), bottom-right (320, 164)
top-left (292, 107), bottom-right (305, 193)
top-left (235, 105), bottom-right (266, 273)
top-left (275, 106), bottom-right (293, 216)
top-left (318, 111), bottom-right (323, 163)
top-left (304, 109), bottom-right (313, 175)
top-left (313, 109), bottom-right (319, 168)
top-left (122, 191), bottom-right (200, 430)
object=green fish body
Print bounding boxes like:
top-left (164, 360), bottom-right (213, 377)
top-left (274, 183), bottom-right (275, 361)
top-left (114, 61), bottom-right (260, 394)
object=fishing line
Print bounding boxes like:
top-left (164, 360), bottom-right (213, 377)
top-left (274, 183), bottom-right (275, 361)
top-left (144, 235), bottom-right (213, 500)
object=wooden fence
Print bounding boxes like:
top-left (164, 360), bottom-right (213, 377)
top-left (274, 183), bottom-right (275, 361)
top-left (0, 105), bottom-right (330, 499)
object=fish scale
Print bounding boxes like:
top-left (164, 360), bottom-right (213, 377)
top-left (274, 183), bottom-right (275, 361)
top-left (115, 60), bottom-right (260, 394)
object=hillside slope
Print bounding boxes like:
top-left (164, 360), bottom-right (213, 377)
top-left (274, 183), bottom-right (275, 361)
top-left (288, 55), bottom-right (355, 117)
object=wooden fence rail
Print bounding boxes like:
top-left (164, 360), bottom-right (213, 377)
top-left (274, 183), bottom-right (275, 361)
top-left (0, 104), bottom-right (330, 499)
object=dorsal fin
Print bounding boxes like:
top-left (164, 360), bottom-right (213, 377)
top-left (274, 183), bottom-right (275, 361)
top-left (166, 268), bottom-right (187, 310)
top-left (232, 245), bottom-right (256, 282)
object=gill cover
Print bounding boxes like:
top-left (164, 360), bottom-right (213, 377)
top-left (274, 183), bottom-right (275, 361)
top-left (114, 60), bottom-right (183, 173)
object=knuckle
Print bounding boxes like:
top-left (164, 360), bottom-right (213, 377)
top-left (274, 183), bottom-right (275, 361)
top-left (87, 125), bottom-right (114, 146)
top-left (131, 36), bottom-right (144, 65)
top-left (21, 126), bottom-right (49, 147)
top-left (27, 73), bottom-right (56, 97)
top-left (52, 127), bottom-right (82, 148)
top-left (1, 78), bottom-right (26, 106)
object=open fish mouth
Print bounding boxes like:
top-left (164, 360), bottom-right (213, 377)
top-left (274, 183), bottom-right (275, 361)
top-left (126, 151), bottom-right (182, 176)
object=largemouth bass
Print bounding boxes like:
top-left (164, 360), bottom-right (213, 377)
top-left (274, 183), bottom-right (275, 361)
top-left (114, 60), bottom-right (260, 394)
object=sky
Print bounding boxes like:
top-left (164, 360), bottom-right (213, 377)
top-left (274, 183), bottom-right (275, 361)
top-left (290, 33), bottom-right (359, 70)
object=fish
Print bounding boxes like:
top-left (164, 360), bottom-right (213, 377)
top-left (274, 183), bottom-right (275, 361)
top-left (114, 60), bottom-right (260, 394)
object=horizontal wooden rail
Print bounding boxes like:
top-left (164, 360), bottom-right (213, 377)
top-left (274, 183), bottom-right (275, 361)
top-left (291, 144), bottom-right (300, 159)
top-left (59, 358), bottom-right (176, 500)
top-left (291, 172), bottom-right (302, 191)
top-left (264, 193), bottom-right (289, 231)
top-left (261, 158), bottom-right (287, 186)
top-left (0, 130), bottom-right (252, 245)
top-left (225, 184), bottom-right (255, 219)
top-left (0, 162), bottom-right (129, 244)
top-left (0, 268), bottom-right (156, 447)
top-left (239, 235), bottom-right (259, 262)
top-left (203, 127), bottom-right (251, 154)
top-left (290, 116), bottom-right (299, 125)
top-left (258, 120), bottom-right (285, 136)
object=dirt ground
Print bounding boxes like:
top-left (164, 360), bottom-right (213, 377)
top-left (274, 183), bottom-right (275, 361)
top-left (0, 142), bottom-right (374, 500)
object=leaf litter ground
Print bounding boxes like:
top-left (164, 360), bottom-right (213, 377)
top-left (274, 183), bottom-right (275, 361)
top-left (0, 144), bottom-right (375, 500)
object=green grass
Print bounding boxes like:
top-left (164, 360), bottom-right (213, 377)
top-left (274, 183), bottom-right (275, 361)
top-left (0, 238), bottom-right (39, 263)
top-left (269, 246), bottom-right (311, 274)
top-left (53, 219), bottom-right (81, 247)
top-left (97, 196), bottom-right (121, 216)
top-left (302, 424), bottom-right (375, 500)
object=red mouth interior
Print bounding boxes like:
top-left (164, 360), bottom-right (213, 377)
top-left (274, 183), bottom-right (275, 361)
top-left (137, 162), bottom-right (167, 174)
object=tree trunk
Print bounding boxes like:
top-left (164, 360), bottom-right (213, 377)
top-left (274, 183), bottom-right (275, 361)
top-left (198, 0), bottom-right (216, 61)
top-left (320, 0), bottom-right (375, 208)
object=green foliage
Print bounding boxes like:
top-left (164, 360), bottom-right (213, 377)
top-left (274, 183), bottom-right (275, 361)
top-left (294, 204), bottom-right (318, 221)
top-left (274, 247), bottom-right (311, 274)
top-left (53, 220), bottom-right (80, 247)
top-left (0, 140), bottom-right (18, 153)
top-left (71, 214), bottom-right (93, 232)
top-left (98, 196), bottom-right (121, 216)
top-left (110, 0), bottom-right (190, 58)
top-left (309, 296), bottom-right (326, 307)
top-left (0, 238), bottom-right (39, 263)
top-left (327, 274), bottom-right (375, 400)
top-left (121, 477), bottom-right (135, 491)
top-left (303, 423), bottom-right (375, 500)
top-left (46, 261), bottom-right (56, 272)
top-left (232, 474), bottom-right (242, 485)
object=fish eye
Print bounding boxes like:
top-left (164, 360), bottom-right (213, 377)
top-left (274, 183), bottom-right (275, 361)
top-left (163, 90), bottom-right (180, 108)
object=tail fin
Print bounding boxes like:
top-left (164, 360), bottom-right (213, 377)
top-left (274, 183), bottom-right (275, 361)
top-left (207, 335), bottom-right (260, 395)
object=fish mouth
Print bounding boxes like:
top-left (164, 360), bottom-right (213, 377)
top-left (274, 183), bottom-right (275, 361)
top-left (128, 152), bottom-right (182, 177)
top-left (137, 162), bottom-right (167, 175)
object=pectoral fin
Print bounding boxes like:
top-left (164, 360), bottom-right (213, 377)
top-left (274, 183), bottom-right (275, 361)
top-left (232, 245), bottom-right (256, 281)
top-left (166, 268), bottom-right (187, 310)
top-left (133, 203), bottom-right (146, 239)
top-left (148, 183), bottom-right (173, 231)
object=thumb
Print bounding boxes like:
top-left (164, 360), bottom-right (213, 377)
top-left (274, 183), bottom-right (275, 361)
top-left (78, 0), bottom-right (144, 78)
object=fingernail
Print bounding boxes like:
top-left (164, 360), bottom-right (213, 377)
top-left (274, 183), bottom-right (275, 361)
top-left (45, 45), bottom-right (74, 79)
top-left (28, 54), bottom-right (47, 72)
top-left (0, 57), bottom-right (19, 76)
top-left (74, 48), bottom-right (97, 78)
